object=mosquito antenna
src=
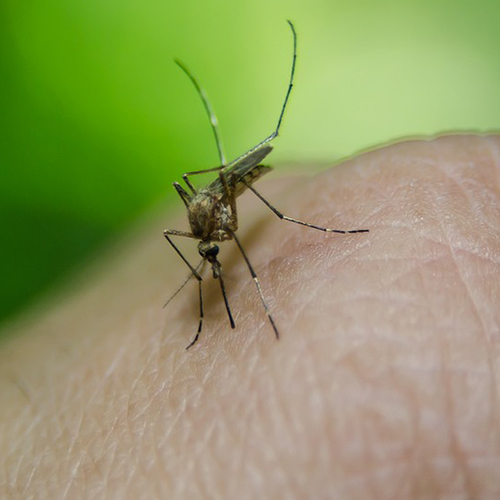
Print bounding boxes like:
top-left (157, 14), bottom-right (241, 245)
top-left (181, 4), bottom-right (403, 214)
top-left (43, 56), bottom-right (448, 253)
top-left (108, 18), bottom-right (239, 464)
top-left (274, 20), bottom-right (297, 138)
top-left (217, 266), bottom-right (236, 329)
top-left (174, 59), bottom-right (226, 166)
top-left (222, 20), bottom-right (297, 169)
top-left (163, 260), bottom-right (205, 309)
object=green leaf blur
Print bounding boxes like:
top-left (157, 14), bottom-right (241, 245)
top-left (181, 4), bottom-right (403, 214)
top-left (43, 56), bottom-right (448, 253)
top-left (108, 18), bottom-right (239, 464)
top-left (1, 0), bottom-right (500, 326)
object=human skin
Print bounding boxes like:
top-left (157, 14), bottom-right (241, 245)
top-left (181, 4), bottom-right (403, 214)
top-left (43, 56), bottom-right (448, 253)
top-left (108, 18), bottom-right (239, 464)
top-left (0, 134), bottom-right (499, 499)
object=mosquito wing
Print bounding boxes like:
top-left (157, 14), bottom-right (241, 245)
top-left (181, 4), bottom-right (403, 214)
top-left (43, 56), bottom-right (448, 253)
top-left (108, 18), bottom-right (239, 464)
top-left (225, 144), bottom-right (273, 174)
top-left (205, 145), bottom-right (274, 198)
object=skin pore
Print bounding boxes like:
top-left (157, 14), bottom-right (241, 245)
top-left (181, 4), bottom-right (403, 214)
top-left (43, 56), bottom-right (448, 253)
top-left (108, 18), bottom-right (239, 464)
top-left (0, 135), bottom-right (499, 499)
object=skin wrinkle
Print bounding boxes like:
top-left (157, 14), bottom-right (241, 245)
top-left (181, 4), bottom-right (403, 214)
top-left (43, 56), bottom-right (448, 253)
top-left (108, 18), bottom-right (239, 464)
top-left (99, 432), bottom-right (120, 483)
top-left (439, 166), bottom-right (497, 234)
top-left (151, 452), bottom-right (166, 500)
top-left (439, 202), bottom-right (492, 341)
top-left (268, 368), bottom-right (301, 492)
top-left (69, 366), bottom-right (134, 493)
top-left (486, 135), bottom-right (500, 190)
top-left (397, 364), bottom-right (420, 497)
top-left (431, 159), bottom-right (500, 463)
top-left (182, 403), bottom-right (215, 482)
top-left (188, 419), bottom-right (218, 497)
top-left (251, 374), bottom-right (286, 497)
top-left (421, 232), bottom-right (500, 266)
top-left (4, 396), bottom-right (39, 460)
top-left (21, 445), bottom-right (43, 497)
top-left (402, 242), bottom-right (458, 488)
top-left (71, 399), bottom-right (111, 471)
top-left (417, 215), bottom-right (477, 496)
top-left (266, 240), bottom-right (367, 330)
top-left (407, 392), bottom-right (440, 496)
top-left (413, 227), bottom-right (444, 381)
top-left (224, 413), bottom-right (253, 497)
top-left (65, 403), bottom-right (86, 470)
top-left (230, 379), bottom-right (263, 485)
top-left (338, 360), bottom-right (374, 494)
top-left (439, 327), bottom-right (475, 498)
top-left (197, 406), bottom-right (237, 490)
top-left (341, 463), bottom-right (411, 499)
top-left (126, 369), bottom-right (151, 427)
top-left (229, 355), bottom-right (262, 484)
top-left (302, 338), bottom-right (330, 470)
top-left (62, 452), bottom-right (85, 500)
top-left (7, 457), bottom-right (20, 496)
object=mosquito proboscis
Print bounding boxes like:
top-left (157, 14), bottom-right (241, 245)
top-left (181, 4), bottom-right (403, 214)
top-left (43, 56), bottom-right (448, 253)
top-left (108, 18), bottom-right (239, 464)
top-left (164, 21), bottom-right (369, 349)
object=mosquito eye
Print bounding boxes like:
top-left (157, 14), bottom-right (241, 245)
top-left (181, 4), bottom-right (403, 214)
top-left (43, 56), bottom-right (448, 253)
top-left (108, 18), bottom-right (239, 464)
top-left (205, 245), bottom-right (219, 258)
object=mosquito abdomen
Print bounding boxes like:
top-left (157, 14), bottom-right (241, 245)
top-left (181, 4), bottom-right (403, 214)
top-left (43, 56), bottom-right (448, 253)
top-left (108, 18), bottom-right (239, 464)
top-left (232, 165), bottom-right (273, 198)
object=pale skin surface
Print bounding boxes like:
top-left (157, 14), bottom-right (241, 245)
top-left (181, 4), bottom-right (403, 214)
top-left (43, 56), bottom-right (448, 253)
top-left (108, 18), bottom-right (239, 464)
top-left (1, 134), bottom-right (500, 499)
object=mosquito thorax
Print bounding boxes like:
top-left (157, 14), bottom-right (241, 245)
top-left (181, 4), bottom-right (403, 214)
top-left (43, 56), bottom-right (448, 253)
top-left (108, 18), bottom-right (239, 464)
top-left (188, 191), bottom-right (233, 241)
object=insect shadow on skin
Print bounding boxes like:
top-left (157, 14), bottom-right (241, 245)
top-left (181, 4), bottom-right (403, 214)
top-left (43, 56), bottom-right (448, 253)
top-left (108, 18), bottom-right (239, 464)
top-left (164, 21), bottom-right (369, 350)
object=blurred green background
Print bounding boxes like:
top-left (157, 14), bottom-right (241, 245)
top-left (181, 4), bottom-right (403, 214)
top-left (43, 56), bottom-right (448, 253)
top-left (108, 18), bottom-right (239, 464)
top-left (1, 0), bottom-right (500, 328)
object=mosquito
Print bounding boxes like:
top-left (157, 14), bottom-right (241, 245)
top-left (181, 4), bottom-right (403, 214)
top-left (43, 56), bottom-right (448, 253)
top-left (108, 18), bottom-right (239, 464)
top-left (165, 21), bottom-right (369, 349)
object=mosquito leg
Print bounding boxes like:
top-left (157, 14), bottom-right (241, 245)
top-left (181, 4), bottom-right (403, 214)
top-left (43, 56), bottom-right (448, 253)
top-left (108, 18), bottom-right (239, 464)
top-left (164, 259), bottom-right (204, 309)
top-left (243, 181), bottom-right (369, 234)
top-left (163, 231), bottom-right (208, 348)
top-left (181, 164), bottom-right (227, 193)
top-left (173, 182), bottom-right (192, 208)
top-left (231, 231), bottom-right (280, 340)
top-left (183, 165), bottom-right (226, 176)
top-left (219, 171), bottom-right (238, 227)
top-left (181, 175), bottom-right (196, 194)
top-left (163, 230), bottom-right (204, 280)
top-left (186, 278), bottom-right (205, 350)
top-left (217, 269), bottom-right (236, 329)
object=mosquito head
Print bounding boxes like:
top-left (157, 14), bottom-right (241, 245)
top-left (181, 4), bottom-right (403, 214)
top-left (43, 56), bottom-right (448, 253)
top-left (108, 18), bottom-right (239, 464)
top-left (198, 241), bottom-right (219, 262)
top-left (199, 242), bottom-right (222, 280)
